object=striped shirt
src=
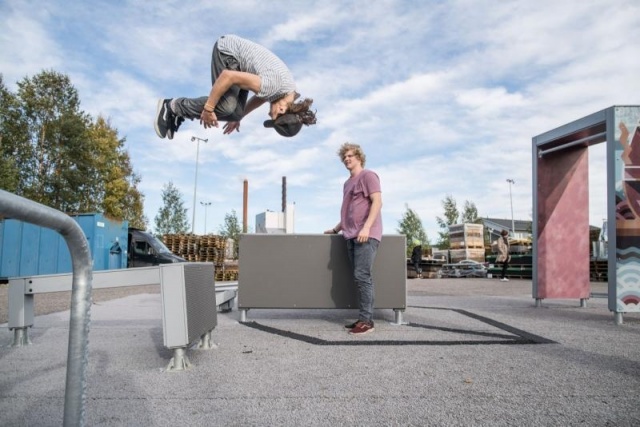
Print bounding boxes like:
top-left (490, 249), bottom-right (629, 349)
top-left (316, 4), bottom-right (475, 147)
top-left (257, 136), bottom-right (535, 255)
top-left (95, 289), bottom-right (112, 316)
top-left (217, 35), bottom-right (296, 102)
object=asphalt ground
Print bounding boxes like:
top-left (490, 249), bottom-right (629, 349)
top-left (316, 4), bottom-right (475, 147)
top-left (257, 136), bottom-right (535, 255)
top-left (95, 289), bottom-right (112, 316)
top-left (1, 278), bottom-right (639, 426)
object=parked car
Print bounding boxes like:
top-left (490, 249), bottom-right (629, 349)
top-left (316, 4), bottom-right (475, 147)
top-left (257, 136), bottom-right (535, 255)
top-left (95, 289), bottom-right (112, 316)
top-left (437, 260), bottom-right (488, 278)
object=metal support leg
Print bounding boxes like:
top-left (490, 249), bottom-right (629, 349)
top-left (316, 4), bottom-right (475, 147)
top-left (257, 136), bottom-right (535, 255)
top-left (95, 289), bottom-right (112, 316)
top-left (614, 312), bottom-right (624, 325)
top-left (535, 298), bottom-right (542, 307)
top-left (580, 298), bottom-right (588, 308)
top-left (196, 330), bottom-right (218, 350)
top-left (10, 327), bottom-right (32, 347)
top-left (240, 308), bottom-right (248, 323)
top-left (391, 309), bottom-right (407, 326)
top-left (166, 347), bottom-right (192, 372)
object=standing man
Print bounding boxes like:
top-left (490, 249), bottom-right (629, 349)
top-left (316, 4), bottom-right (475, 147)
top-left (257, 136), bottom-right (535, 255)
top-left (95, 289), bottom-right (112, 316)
top-left (411, 241), bottom-right (423, 279)
top-left (496, 229), bottom-right (511, 282)
top-left (325, 143), bottom-right (383, 335)
top-left (155, 34), bottom-right (316, 140)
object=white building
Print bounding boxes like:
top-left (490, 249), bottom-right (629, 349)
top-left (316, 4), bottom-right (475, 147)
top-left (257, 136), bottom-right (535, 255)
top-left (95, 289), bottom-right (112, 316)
top-left (255, 203), bottom-right (295, 234)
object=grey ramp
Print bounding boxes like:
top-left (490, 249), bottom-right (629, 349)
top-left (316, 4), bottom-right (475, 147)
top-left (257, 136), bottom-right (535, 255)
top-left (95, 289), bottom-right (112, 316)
top-left (238, 234), bottom-right (406, 309)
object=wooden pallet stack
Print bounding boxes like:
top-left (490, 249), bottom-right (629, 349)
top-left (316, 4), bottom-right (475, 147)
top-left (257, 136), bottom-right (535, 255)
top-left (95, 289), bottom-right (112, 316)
top-left (162, 234), bottom-right (227, 263)
top-left (197, 235), bottom-right (224, 264)
top-left (163, 234), bottom-right (179, 254)
top-left (216, 260), bottom-right (239, 282)
top-left (162, 233), bottom-right (238, 281)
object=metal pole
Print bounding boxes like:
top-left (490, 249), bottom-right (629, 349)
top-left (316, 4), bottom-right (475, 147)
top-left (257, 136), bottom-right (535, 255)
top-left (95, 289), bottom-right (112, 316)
top-left (200, 201), bottom-right (211, 234)
top-left (507, 179), bottom-right (515, 235)
top-left (243, 179), bottom-right (248, 233)
top-left (0, 190), bottom-right (93, 426)
top-left (190, 137), bottom-right (208, 234)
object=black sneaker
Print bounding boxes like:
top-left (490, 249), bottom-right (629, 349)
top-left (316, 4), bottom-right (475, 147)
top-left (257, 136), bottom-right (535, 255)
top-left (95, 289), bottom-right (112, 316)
top-left (167, 115), bottom-right (184, 140)
top-left (154, 98), bottom-right (173, 139)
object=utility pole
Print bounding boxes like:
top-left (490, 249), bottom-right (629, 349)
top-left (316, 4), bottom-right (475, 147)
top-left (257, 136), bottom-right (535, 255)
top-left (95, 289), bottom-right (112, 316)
top-left (200, 201), bottom-right (211, 234)
top-left (190, 136), bottom-right (208, 234)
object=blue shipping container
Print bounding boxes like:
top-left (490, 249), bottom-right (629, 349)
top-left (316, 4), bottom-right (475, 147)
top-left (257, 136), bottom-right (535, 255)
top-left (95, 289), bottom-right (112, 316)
top-left (0, 213), bottom-right (129, 278)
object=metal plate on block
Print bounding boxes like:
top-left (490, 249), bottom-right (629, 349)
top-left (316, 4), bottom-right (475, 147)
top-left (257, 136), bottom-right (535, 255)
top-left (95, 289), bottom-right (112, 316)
top-left (238, 234), bottom-right (406, 310)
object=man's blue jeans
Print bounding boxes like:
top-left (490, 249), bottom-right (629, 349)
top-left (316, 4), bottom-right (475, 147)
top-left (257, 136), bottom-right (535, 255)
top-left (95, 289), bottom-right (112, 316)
top-left (346, 238), bottom-right (379, 323)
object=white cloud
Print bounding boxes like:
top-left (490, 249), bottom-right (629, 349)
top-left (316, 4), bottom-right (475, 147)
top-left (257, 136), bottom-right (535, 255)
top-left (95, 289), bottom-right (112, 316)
top-left (1, 0), bottom-right (637, 239)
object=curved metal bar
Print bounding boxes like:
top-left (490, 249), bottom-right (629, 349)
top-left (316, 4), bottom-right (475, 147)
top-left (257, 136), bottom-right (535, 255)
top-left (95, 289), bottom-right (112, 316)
top-left (0, 190), bottom-right (92, 426)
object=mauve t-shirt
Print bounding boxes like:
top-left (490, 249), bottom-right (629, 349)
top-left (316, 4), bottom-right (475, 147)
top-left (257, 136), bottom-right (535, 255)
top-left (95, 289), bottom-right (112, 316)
top-left (340, 169), bottom-right (382, 241)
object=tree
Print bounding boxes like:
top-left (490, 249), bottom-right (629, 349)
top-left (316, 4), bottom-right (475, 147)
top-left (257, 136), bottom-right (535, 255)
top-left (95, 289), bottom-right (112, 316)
top-left (16, 70), bottom-right (93, 209)
top-left (0, 71), bottom-right (146, 227)
top-left (460, 200), bottom-right (479, 224)
top-left (219, 210), bottom-right (242, 259)
top-left (88, 116), bottom-right (146, 228)
top-left (154, 182), bottom-right (189, 235)
top-left (397, 204), bottom-right (429, 256)
top-left (0, 74), bottom-right (30, 193)
top-left (435, 194), bottom-right (459, 249)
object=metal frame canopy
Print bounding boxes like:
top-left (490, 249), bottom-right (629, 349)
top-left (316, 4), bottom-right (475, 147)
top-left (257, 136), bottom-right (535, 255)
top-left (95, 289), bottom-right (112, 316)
top-left (532, 105), bottom-right (640, 324)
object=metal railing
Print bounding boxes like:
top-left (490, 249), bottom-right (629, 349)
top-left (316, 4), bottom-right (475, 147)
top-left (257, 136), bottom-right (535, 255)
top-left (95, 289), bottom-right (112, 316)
top-left (0, 190), bottom-right (92, 426)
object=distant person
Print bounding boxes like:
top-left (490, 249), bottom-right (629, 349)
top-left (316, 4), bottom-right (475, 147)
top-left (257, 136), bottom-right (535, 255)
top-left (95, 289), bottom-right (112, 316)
top-left (325, 143), bottom-right (382, 335)
top-left (496, 230), bottom-right (511, 282)
top-left (411, 242), bottom-right (423, 278)
top-left (155, 34), bottom-right (316, 140)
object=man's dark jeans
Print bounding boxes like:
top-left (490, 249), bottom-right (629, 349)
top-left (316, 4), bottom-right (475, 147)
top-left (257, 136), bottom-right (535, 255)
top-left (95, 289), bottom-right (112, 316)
top-left (346, 238), bottom-right (379, 323)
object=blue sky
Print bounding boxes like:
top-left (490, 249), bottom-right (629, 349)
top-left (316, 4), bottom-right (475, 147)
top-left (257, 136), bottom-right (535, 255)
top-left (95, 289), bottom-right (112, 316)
top-left (1, 0), bottom-right (638, 241)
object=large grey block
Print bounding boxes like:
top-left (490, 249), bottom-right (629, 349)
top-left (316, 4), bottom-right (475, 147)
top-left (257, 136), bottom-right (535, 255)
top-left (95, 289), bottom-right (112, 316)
top-left (238, 234), bottom-right (406, 309)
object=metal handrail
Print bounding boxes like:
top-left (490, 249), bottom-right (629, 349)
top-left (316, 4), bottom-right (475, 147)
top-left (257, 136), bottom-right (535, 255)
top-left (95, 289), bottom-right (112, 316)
top-left (0, 190), bottom-right (92, 426)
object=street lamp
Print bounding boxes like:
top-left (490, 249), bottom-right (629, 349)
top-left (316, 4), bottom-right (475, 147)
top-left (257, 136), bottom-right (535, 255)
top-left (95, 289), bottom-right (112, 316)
top-left (506, 178), bottom-right (515, 237)
top-left (200, 201), bottom-right (212, 234)
top-left (190, 136), bottom-right (208, 234)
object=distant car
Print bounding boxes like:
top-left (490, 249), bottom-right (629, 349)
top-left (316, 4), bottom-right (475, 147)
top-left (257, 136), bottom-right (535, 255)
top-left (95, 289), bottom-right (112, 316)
top-left (438, 260), bottom-right (488, 278)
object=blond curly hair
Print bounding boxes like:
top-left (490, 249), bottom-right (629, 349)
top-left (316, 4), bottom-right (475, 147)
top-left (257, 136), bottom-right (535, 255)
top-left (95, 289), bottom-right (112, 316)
top-left (337, 142), bottom-right (366, 167)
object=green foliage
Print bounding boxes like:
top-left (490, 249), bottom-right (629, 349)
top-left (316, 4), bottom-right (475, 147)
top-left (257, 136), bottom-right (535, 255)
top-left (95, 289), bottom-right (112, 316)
top-left (0, 70), bottom-right (146, 227)
top-left (435, 195), bottom-right (482, 249)
top-left (0, 74), bottom-right (30, 193)
top-left (219, 210), bottom-right (242, 259)
top-left (435, 194), bottom-right (459, 249)
top-left (460, 200), bottom-right (479, 224)
top-left (397, 204), bottom-right (429, 256)
top-left (154, 182), bottom-right (189, 235)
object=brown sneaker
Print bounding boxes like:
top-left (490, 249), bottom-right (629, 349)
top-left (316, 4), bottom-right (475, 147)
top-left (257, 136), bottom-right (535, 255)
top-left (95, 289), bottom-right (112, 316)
top-left (349, 321), bottom-right (375, 335)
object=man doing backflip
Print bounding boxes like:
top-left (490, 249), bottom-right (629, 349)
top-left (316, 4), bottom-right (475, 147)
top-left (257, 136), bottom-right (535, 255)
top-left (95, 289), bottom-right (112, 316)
top-left (155, 34), bottom-right (316, 139)
top-left (325, 143), bottom-right (383, 335)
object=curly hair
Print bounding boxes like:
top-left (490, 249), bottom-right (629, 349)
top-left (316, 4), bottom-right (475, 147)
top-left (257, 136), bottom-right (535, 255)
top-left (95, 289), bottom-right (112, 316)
top-left (286, 93), bottom-right (317, 126)
top-left (338, 142), bottom-right (366, 167)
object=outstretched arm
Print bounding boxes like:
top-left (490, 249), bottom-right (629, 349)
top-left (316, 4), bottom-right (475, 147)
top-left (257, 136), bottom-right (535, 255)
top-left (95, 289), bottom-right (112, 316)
top-left (324, 222), bottom-right (342, 234)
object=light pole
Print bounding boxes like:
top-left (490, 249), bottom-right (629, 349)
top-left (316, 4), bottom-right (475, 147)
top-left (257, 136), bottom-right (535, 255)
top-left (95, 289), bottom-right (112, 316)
top-left (506, 178), bottom-right (515, 236)
top-left (200, 201), bottom-right (211, 234)
top-left (190, 136), bottom-right (208, 234)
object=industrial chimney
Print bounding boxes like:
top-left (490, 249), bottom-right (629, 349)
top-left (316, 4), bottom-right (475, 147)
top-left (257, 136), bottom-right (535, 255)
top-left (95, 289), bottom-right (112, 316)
top-left (282, 176), bottom-right (286, 212)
